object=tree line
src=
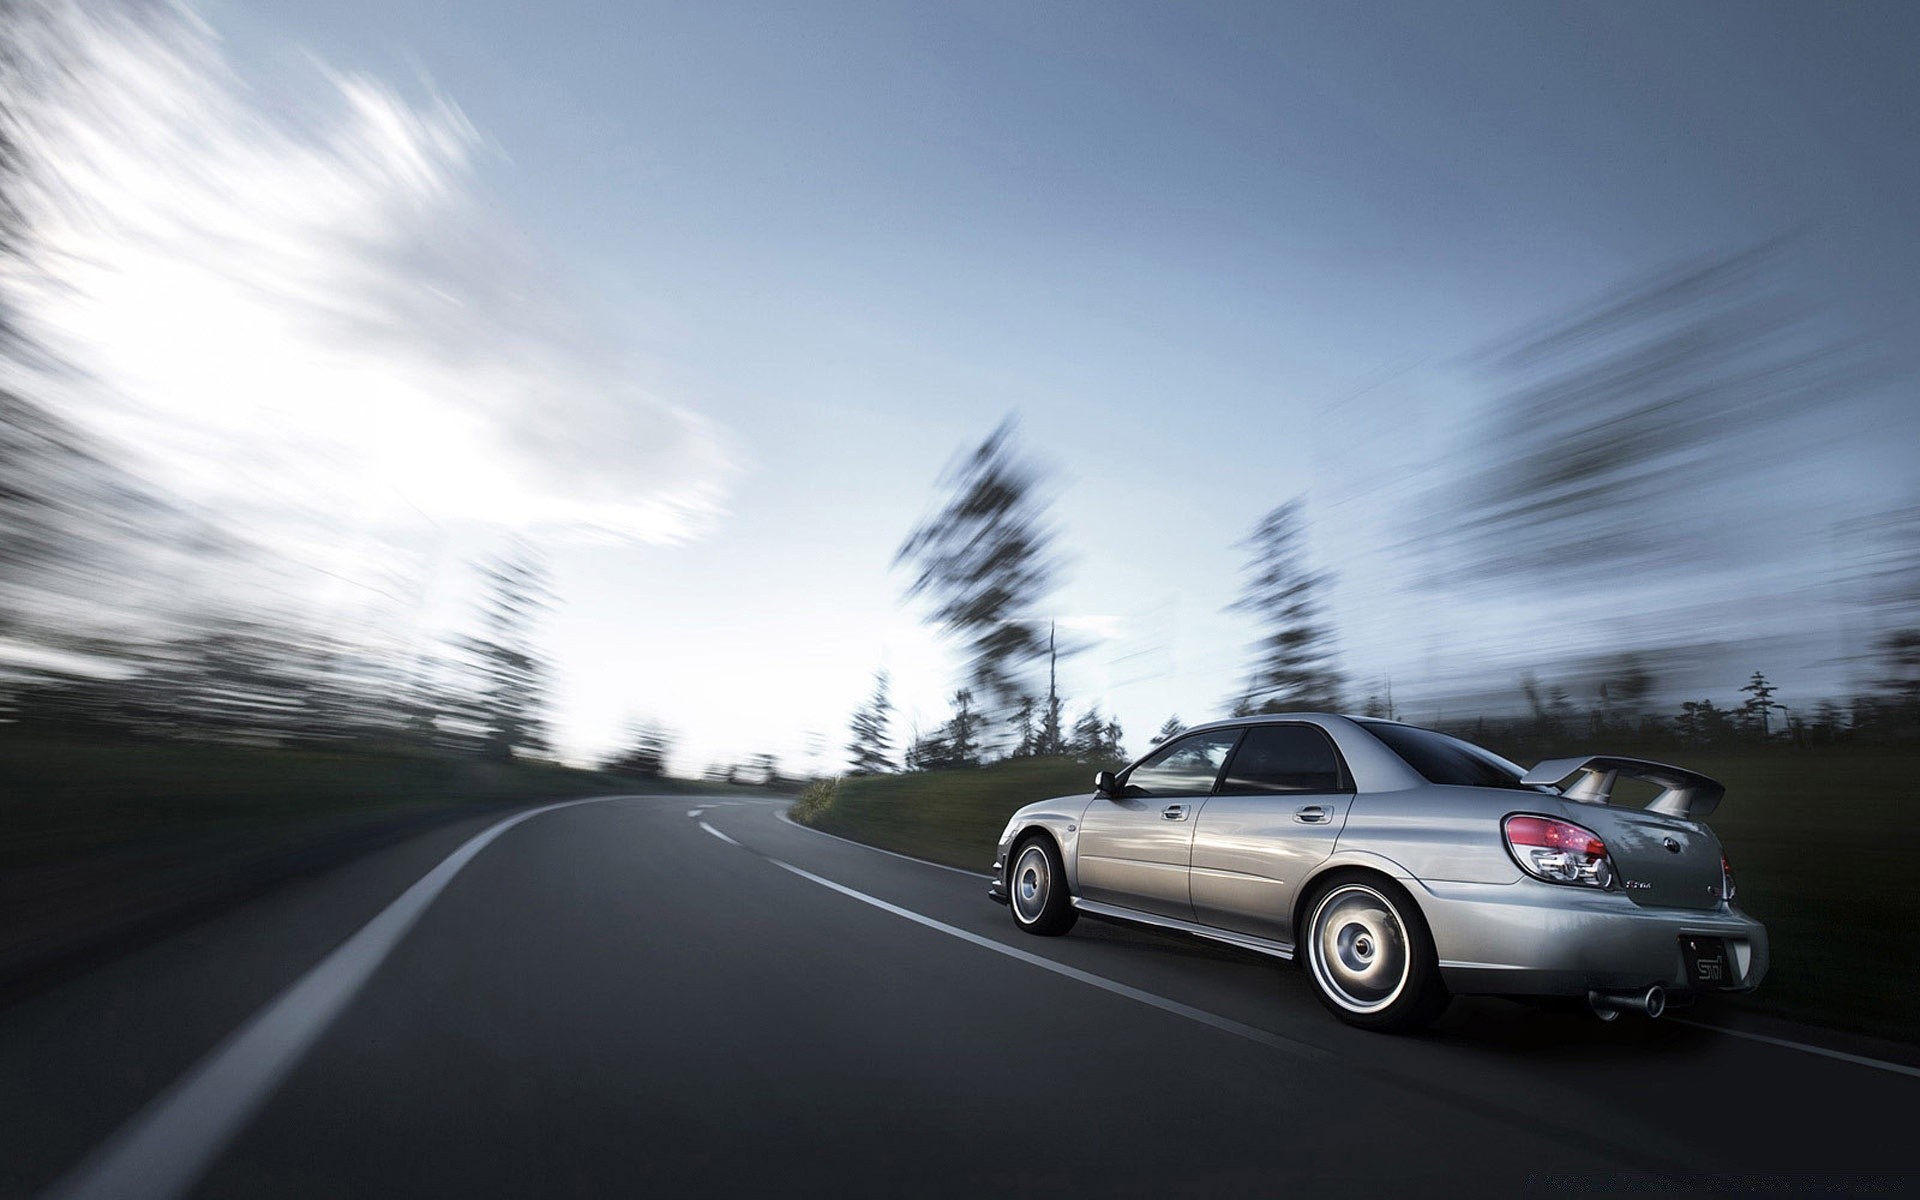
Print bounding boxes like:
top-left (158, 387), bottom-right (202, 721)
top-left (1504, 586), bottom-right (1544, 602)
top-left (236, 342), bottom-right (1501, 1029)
top-left (845, 420), bottom-right (1349, 775)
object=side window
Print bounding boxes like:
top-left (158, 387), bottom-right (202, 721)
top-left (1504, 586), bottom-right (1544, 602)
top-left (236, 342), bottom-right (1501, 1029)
top-left (1123, 729), bottom-right (1241, 797)
top-left (1217, 724), bottom-right (1349, 795)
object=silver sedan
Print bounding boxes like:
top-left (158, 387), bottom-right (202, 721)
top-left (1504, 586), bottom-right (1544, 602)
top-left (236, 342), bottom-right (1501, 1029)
top-left (988, 714), bottom-right (1768, 1031)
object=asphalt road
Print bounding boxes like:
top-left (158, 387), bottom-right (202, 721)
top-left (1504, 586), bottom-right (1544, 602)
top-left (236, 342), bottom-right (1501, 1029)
top-left (3, 794), bottom-right (1916, 1197)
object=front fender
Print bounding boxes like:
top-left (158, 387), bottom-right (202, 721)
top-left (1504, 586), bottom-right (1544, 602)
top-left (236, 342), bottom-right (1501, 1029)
top-left (993, 796), bottom-right (1094, 893)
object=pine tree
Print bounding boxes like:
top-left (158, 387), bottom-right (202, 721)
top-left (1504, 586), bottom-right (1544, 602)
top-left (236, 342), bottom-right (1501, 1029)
top-left (1150, 715), bottom-right (1184, 746)
top-left (946, 688), bottom-right (980, 766)
top-left (1039, 688), bottom-right (1067, 756)
top-left (896, 421), bottom-right (1063, 718)
top-left (1230, 498), bottom-right (1344, 713)
top-left (461, 548), bottom-right (553, 762)
top-left (1739, 671), bottom-right (1780, 740)
top-left (1070, 706), bottom-right (1106, 759)
top-left (847, 668), bottom-right (896, 774)
top-left (1005, 694), bottom-right (1037, 757)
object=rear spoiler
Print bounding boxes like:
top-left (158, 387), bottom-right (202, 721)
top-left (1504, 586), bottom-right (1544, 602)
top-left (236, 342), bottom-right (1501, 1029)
top-left (1520, 756), bottom-right (1726, 819)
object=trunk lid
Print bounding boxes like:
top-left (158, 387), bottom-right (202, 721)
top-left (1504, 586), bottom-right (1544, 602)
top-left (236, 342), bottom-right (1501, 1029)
top-left (1522, 755), bottom-right (1729, 911)
top-left (1569, 804), bottom-right (1725, 910)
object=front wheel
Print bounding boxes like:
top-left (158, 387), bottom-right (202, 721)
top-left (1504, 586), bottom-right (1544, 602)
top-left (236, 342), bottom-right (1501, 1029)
top-left (1302, 875), bottom-right (1448, 1031)
top-left (1008, 835), bottom-right (1076, 936)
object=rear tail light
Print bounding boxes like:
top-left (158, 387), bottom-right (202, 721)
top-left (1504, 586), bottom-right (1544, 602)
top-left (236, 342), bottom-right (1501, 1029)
top-left (1721, 851), bottom-right (1736, 902)
top-left (1504, 814), bottom-right (1615, 889)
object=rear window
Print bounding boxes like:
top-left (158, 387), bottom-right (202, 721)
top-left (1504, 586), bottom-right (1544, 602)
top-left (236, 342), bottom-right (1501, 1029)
top-left (1357, 720), bottom-right (1539, 790)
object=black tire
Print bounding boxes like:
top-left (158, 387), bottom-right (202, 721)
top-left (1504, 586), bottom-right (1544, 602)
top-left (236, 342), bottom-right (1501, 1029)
top-left (1007, 834), bottom-right (1076, 937)
top-left (1300, 872), bottom-right (1449, 1032)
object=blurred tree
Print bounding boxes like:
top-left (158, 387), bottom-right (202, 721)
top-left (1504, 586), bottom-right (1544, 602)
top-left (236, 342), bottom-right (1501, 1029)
top-left (1150, 715), bottom-right (1185, 746)
top-left (1739, 671), bottom-right (1780, 741)
top-left (945, 688), bottom-right (980, 766)
top-left (1876, 631), bottom-right (1920, 736)
top-left (847, 668), bottom-right (895, 774)
top-left (1230, 498), bottom-right (1344, 714)
top-left (1675, 699), bottom-right (1733, 746)
top-left (896, 420), bottom-right (1064, 720)
top-left (1068, 706), bottom-right (1124, 761)
top-left (1038, 688), bottom-right (1067, 756)
top-left (1426, 240), bottom-right (1871, 584)
top-left (0, 0), bottom-right (28, 343)
top-left (458, 548), bottom-right (553, 762)
top-left (1004, 694), bottom-right (1037, 757)
top-left (1810, 699), bottom-right (1846, 744)
top-left (605, 720), bottom-right (673, 778)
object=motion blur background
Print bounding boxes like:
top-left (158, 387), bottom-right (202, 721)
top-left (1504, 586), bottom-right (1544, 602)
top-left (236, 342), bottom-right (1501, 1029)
top-left (3, 1), bottom-right (1918, 1031)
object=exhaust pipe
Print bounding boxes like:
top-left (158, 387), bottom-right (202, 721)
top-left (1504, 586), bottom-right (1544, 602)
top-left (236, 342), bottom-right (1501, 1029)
top-left (1587, 984), bottom-right (1667, 1021)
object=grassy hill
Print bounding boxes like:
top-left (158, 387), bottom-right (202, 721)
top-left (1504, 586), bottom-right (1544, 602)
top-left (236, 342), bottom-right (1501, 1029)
top-left (804, 756), bottom-right (1092, 871)
top-left (798, 747), bottom-right (1920, 1044)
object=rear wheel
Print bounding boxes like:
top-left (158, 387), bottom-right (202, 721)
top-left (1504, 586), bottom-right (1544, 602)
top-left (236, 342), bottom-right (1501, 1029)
top-left (1008, 835), bottom-right (1076, 936)
top-left (1302, 874), bottom-right (1448, 1031)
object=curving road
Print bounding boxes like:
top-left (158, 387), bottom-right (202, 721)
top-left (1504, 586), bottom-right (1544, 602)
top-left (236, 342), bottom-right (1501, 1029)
top-left (2, 794), bottom-right (1916, 1197)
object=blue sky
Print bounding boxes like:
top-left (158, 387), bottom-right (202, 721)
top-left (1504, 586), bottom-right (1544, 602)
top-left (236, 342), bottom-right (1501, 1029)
top-left (19, 2), bottom-right (1917, 771)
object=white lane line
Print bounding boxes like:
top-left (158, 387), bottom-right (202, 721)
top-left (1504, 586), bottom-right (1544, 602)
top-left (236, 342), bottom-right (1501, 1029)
top-left (762, 857), bottom-right (1329, 1063)
top-left (774, 809), bottom-right (993, 880)
top-left (45, 794), bottom-right (633, 1200)
top-left (687, 808), bottom-right (708, 818)
top-left (1670, 1018), bottom-right (1920, 1081)
top-left (698, 820), bottom-right (741, 847)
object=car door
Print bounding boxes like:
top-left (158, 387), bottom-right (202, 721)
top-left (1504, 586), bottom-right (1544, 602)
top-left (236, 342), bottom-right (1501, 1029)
top-left (1189, 722), bottom-right (1355, 946)
top-left (1076, 728), bottom-right (1243, 919)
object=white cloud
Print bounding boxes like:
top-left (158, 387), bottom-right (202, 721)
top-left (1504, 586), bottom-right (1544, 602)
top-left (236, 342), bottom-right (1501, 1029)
top-left (3, 0), bottom-right (729, 574)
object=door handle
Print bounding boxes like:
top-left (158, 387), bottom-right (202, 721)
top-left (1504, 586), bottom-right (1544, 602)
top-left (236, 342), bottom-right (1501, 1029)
top-left (1161, 804), bottom-right (1188, 821)
top-left (1294, 805), bottom-right (1331, 824)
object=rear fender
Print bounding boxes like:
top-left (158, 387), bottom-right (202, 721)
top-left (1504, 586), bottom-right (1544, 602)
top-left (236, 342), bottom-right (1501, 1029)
top-left (1291, 848), bottom-right (1419, 940)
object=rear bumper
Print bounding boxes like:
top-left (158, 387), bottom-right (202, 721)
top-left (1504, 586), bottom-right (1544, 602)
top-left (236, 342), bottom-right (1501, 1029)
top-left (1415, 878), bottom-right (1770, 997)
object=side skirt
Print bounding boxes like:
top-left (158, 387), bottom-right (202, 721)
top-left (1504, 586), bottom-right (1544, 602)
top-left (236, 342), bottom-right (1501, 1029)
top-left (1071, 898), bottom-right (1295, 961)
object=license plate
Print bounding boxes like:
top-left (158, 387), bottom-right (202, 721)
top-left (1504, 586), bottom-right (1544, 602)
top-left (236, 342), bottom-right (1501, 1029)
top-left (1681, 935), bottom-right (1730, 988)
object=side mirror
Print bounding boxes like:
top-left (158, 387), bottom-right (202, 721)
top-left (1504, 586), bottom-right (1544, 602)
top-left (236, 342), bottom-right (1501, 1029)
top-left (1093, 770), bottom-right (1119, 798)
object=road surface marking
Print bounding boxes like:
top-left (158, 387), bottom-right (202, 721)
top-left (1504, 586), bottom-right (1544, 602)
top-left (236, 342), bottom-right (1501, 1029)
top-left (753, 853), bottom-right (1329, 1062)
top-left (698, 820), bottom-right (741, 847)
top-left (44, 794), bottom-right (635, 1200)
top-left (1671, 1018), bottom-right (1920, 1081)
top-left (688, 808), bottom-right (708, 818)
top-left (774, 808), bottom-right (993, 880)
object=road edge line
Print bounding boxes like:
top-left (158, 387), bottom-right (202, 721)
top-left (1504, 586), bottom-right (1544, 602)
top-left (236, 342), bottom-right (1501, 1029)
top-left (43, 793), bottom-right (647, 1200)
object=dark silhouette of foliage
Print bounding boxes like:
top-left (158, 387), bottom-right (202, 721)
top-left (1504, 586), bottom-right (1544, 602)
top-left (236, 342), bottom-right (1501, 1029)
top-left (1230, 498), bottom-right (1344, 713)
top-left (945, 688), bottom-right (980, 766)
top-left (1068, 705), bottom-right (1124, 762)
top-left (896, 420), bottom-right (1064, 717)
top-left (1739, 671), bottom-right (1780, 740)
top-left (605, 721), bottom-right (674, 778)
top-left (1426, 240), bottom-right (1872, 583)
top-left (1004, 694), bottom-right (1037, 757)
top-left (456, 549), bottom-right (553, 762)
top-left (847, 668), bottom-right (895, 775)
